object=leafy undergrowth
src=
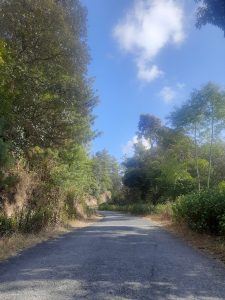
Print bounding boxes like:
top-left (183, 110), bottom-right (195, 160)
top-left (0, 214), bottom-right (101, 262)
top-left (99, 201), bottom-right (174, 218)
top-left (99, 202), bottom-right (154, 215)
top-left (173, 190), bottom-right (225, 235)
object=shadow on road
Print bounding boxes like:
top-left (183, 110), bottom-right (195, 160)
top-left (0, 211), bottom-right (225, 299)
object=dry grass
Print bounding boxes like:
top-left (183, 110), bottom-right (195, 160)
top-left (0, 214), bottom-right (101, 262)
top-left (146, 214), bottom-right (225, 265)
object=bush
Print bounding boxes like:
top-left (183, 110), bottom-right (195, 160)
top-left (153, 202), bottom-right (173, 219)
top-left (0, 205), bottom-right (70, 236)
top-left (0, 174), bottom-right (19, 191)
top-left (173, 178), bottom-right (195, 198)
top-left (127, 203), bottom-right (154, 215)
top-left (64, 190), bottom-right (77, 219)
top-left (98, 202), bottom-right (120, 211)
top-left (99, 202), bottom-right (154, 215)
top-left (218, 181), bottom-right (225, 193)
top-left (173, 189), bottom-right (225, 235)
top-left (0, 215), bottom-right (17, 236)
top-left (18, 208), bottom-right (54, 233)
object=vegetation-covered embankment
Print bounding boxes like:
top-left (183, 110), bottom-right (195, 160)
top-left (0, 0), bottom-right (121, 240)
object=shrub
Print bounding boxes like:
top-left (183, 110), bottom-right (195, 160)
top-left (18, 208), bottom-right (54, 233)
top-left (64, 190), bottom-right (77, 219)
top-left (0, 215), bottom-right (17, 236)
top-left (99, 202), bottom-right (154, 215)
top-left (218, 181), bottom-right (225, 193)
top-left (173, 190), bottom-right (225, 235)
top-left (173, 178), bottom-right (195, 198)
top-left (0, 207), bottom-right (57, 235)
top-left (153, 202), bottom-right (173, 219)
top-left (98, 202), bottom-right (118, 211)
top-left (127, 203), bottom-right (154, 215)
top-left (0, 174), bottom-right (19, 191)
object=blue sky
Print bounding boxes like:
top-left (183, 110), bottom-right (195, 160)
top-left (82, 0), bottom-right (225, 161)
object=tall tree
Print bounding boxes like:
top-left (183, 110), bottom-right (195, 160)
top-left (137, 114), bottom-right (161, 149)
top-left (169, 92), bottom-right (206, 192)
top-left (93, 150), bottom-right (122, 196)
top-left (198, 83), bottom-right (225, 188)
top-left (170, 83), bottom-right (225, 189)
top-left (0, 0), bottom-right (97, 153)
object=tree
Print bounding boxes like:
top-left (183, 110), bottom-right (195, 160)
top-left (0, 0), bottom-right (101, 228)
top-left (170, 83), bottom-right (225, 189)
top-left (170, 94), bottom-right (205, 192)
top-left (197, 83), bottom-right (225, 188)
top-left (195, 0), bottom-right (225, 36)
top-left (137, 114), bottom-right (161, 149)
top-left (0, 0), bottom-right (97, 153)
top-left (93, 150), bottom-right (122, 196)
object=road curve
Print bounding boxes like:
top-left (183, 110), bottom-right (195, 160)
top-left (1, 211), bottom-right (225, 299)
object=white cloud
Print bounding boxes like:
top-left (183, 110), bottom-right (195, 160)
top-left (122, 136), bottom-right (137, 157)
top-left (122, 135), bottom-right (150, 157)
top-left (137, 63), bottom-right (164, 81)
top-left (159, 86), bottom-right (176, 103)
top-left (159, 82), bottom-right (185, 103)
top-left (113, 0), bottom-right (186, 82)
top-left (141, 137), bottom-right (151, 149)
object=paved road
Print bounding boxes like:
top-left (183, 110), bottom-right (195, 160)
top-left (1, 211), bottom-right (225, 299)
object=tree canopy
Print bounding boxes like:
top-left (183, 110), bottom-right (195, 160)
top-left (196, 0), bottom-right (225, 35)
top-left (120, 83), bottom-right (225, 205)
top-left (0, 0), bottom-right (97, 153)
top-left (0, 0), bottom-right (121, 234)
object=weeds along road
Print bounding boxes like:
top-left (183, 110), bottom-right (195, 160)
top-left (1, 211), bottom-right (225, 300)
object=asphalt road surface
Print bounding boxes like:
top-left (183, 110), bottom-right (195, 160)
top-left (1, 211), bottom-right (225, 300)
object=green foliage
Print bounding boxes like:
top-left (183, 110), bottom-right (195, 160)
top-left (218, 181), bottom-right (225, 192)
top-left (0, 174), bottom-right (19, 191)
top-left (99, 202), bottom-right (154, 215)
top-left (195, 0), bottom-right (225, 36)
top-left (138, 114), bottom-right (161, 148)
top-left (119, 84), bottom-right (225, 235)
top-left (0, 119), bottom-right (13, 169)
top-left (122, 115), bottom-right (196, 204)
top-left (173, 190), bottom-right (225, 235)
top-left (153, 202), bottom-right (173, 218)
top-left (64, 189), bottom-right (86, 219)
top-left (0, 139), bottom-right (11, 167)
top-left (170, 83), bottom-right (225, 189)
top-left (93, 150), bottom-right (122, 197)
top-left (0, 0), bottom-right (97, 153)
top-left (0, 215), bottom-right (17, 236)
top-left (99, 201), bottom-right (173, 220)
top-left (0, 208), bottom-right (55, 235)
top-left (18, 208), bottom-right (55, 233)
top-left (173, 178), bottom-right (195, 197)
top-left (0, 0), bottom-right (123, 235)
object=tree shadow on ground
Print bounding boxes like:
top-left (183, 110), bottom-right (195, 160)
top-left (0, 211), bottom-right (225, 299)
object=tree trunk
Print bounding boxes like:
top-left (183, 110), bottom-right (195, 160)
top-left (194, 123), bottom-right (201, 192)
top-left (207, 108), bottom-right (214, 189)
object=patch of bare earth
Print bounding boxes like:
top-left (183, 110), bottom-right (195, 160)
top-left (0, 214), bottom-right (102, 262)
top-left (146, 214), bottom-right (225, 265)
